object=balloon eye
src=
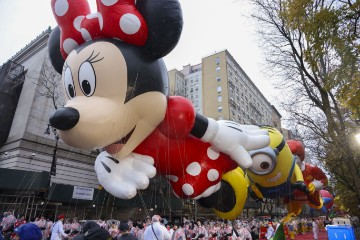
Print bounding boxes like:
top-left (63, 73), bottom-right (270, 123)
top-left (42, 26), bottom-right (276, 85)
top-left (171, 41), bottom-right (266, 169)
top-left (260, 162), bottom-right (270, 169)
top-left (64, 67), bottom-right (76, 99)
top-left (250, 153), bottom-right (275, 174)
top-left (79, 61), bottom-right (96, 97)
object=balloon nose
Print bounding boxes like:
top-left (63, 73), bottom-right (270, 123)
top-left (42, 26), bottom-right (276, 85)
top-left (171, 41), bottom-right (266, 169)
top-left (49, 107), bottom-right (80, 131)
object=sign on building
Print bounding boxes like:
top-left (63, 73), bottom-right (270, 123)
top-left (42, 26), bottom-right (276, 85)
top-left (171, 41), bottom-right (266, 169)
top-left (72, 186), bottom-right (94, 200)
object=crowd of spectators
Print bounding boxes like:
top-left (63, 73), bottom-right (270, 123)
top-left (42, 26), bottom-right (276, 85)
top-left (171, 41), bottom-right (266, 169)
top-left (0, 209), bottom-right (347, 240)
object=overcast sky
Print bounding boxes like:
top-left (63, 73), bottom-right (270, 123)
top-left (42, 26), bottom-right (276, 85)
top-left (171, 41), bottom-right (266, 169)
top-left (0, 0), bottom-right (282, 114)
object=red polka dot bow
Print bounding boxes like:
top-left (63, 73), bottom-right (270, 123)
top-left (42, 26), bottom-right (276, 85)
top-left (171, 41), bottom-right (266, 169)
top-left (51, 0), bottom-right (148, 59)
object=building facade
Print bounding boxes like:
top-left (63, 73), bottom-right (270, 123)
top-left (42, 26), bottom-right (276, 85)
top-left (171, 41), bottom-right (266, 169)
top-left (168, 50), bottom-right (278, 127)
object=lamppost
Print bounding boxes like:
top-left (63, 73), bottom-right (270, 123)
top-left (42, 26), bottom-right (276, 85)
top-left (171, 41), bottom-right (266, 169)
top-left (356, 133), bottom-right (360, 145)
top-left (44, 124), bottom-right (59, 179)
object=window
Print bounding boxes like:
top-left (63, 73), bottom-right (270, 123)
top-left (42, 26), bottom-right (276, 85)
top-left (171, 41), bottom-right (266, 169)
top-left (216, 66), bottom-right (221, 73)
top-left (218, 106), bottom-right (223, 112)
top-left (217, 86), bottom-right (222, 93)
top-left (216, 57), bottom-right (220, 65)
top-left (216, 76), bottom-right (221, 82)
top-left (218, 96), bottom-right (222, 102)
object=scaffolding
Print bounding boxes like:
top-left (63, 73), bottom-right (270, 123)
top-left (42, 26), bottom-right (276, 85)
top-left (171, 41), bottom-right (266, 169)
top-left (0, 60), bottom-right (25, 147)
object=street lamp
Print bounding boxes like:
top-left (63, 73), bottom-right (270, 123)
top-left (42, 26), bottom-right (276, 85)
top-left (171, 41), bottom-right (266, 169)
top-left (44, 124), bottom-right (59, 176)
top-left (355, 133), bottom-right (360, 145)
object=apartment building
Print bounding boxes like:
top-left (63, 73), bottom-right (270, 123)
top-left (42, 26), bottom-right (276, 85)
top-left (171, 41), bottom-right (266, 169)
top-left (168, 50), bottom-right (280, 128)
top-left (168, 63), bottom-right (203, 114)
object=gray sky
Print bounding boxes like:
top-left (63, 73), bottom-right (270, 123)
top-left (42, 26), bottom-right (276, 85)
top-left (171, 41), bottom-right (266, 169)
top-left (0, 0), bottom-right (281, 113)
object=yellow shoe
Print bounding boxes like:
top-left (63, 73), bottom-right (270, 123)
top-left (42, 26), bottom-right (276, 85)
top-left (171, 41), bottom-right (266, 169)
top-left (211, 168), bottom-right (248, 220)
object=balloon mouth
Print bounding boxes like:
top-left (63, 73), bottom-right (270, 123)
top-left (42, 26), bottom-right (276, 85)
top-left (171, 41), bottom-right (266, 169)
top-left (104, 127), bottom-right (135, 154)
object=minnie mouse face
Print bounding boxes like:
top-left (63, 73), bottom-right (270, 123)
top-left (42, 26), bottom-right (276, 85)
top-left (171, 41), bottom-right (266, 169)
top-left (52, 39), bottom-right (167, 158)
top-left (48, 0), bottom-right (183, 159)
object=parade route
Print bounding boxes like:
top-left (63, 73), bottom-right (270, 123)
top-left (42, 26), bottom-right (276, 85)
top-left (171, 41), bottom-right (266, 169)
top-left (286, 230), bottom-right (328, 239)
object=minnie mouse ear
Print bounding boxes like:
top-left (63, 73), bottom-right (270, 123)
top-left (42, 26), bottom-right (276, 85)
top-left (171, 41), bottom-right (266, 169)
top-left (137, 0), bottom-right (183, 59)
top-left (48, 26), bottom-right (65, 74)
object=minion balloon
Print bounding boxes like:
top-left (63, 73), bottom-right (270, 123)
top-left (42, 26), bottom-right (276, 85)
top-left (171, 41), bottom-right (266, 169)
top-left (245, 126), bottom-right (309, 204)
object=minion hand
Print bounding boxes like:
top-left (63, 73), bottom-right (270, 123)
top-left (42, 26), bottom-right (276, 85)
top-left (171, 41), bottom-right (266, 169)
top-left (95, 151), bottom-right (156, 199)
top-left (293, 181), bottom-right (310, 194)
top-left (202, 119), bottom-right (270, 168)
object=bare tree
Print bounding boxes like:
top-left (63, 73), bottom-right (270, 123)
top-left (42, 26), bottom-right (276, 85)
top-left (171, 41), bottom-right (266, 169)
top-left (30, 57), bottom-right (64, 110)
top-left (248, 0), bottom-right (360, 216)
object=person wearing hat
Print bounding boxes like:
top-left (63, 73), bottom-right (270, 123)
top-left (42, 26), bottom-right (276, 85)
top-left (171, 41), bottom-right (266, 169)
top-left (117, 223), bottom-right (136, 240)
top-left (144, 215), bottom-right (171, 240)
top-left (73, 220), bottom-right (111, 240)
top-left (50, 215), bottom-right (68, 240)
top-left (13, 223), bottom-right (42, 240)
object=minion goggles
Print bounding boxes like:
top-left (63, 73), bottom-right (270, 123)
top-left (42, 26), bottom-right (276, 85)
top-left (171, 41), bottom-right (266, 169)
top-left (248, 137), bottom-right (286, 175)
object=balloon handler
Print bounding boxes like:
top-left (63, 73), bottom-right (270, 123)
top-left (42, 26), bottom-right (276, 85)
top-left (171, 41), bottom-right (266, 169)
top-left (47, 0), bottom-right (269, 216)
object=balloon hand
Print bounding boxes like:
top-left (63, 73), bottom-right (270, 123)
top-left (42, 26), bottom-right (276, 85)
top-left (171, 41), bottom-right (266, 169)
top-left (95, 151), bottom-right (156, 199)
top-left (203, 119), bottom-right (269, 168)
top-left (293, 181), bottom-right (310, 194)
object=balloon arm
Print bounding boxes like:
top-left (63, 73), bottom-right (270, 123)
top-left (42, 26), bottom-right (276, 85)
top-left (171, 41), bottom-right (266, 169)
top-left (309, 164), bottom-right (328, 186)
top-left (250, 183), bottom-right (264, 199)
top-left (293, 164), bottom-right (305, 182)
top-left (197, 118), bottom-right (269, 169)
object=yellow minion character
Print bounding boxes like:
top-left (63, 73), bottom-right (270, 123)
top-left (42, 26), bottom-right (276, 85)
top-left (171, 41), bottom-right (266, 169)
top-left (245, 126), bottom-right (309, 200)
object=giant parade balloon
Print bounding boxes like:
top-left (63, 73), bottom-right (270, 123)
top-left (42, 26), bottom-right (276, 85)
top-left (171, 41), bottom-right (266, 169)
top-left (47, 0), bottom-right (270, 217)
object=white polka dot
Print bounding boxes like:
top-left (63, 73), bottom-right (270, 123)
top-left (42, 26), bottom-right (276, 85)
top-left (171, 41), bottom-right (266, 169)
top-left (80, 28), bottom-right (92, 41)
top-left (207, 147), bottom-right (220, 160)
top-left (101, 0), bottom-right (118, 6)
top-left (164, 175), bottom-right (178, 182)
top-left (207, 169), bottom-right (219, 182)
top-left (63, 38), bottom-right (79, 54)
top-left (186, 162), bottom-right (201, 176)
top-left (119, 13), bottom-right (141, 35)
top-left (182, 184), bottom-right (194, 196)
top-left (73, 16), bottom-right (85, 31)
top-left (54, 0), bottom-right (69, 17)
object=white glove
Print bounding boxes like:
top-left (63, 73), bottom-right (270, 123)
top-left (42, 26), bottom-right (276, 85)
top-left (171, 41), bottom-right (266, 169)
top-left (202, 119), bottom-right (270, 168)
top-left (95, 151), bottom-right (157, 199)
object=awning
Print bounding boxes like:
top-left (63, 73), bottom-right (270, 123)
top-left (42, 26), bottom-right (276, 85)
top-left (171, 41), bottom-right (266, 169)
top-left (0, 168), bottom-right (48, 191)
